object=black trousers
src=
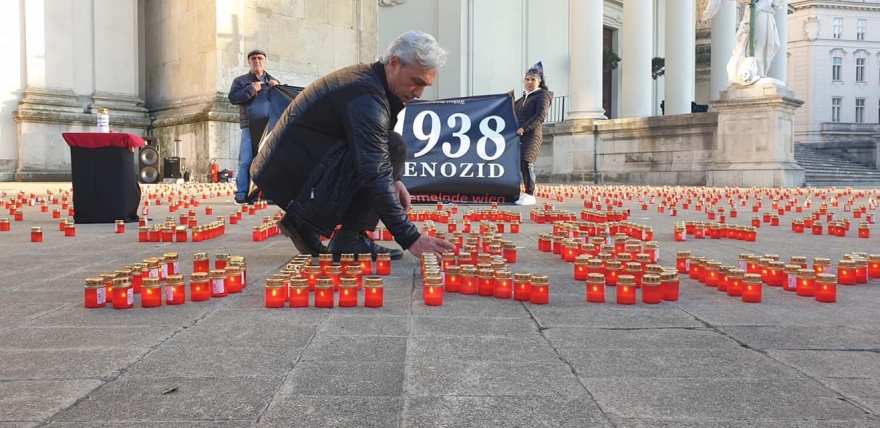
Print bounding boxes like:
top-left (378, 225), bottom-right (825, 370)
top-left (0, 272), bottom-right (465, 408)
top-left (337, 132), bottom-right (407, 231)
top-left (520, 160), bottom-right (536, 195)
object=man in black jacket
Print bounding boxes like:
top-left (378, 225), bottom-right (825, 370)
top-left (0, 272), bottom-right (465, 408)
top-left (229, 49), bottom-right (279, 205)
top-left (251, 31), bottom-right (455, 260)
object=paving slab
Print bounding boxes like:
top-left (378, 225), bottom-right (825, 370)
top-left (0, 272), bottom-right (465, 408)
top-left (719, 326), bottom-right (880, 350)
top-left (768, 350), bottom-right (880, 378)
top-left (318, 314), bottom-right (410, 336)
top-left (0, 379), bottom-right (103, 422)
top-left (125, 344), bottom-right (303, 378)
top-left (543, 326), bottom-right (740, 349)
top-left (0, 326), bottom-right (174, 350)
top-left (410, 315), bottom-right (537, 337)
top-left (0, 348), bottom-right (147, 380)
top-left (529, 305), bottom-right (705, 328)
top-left (610, 418), bottom-right (880, 428)
top-left (402, 396), bottom-right (612, 428)
top-left (282, 361), bottom-right (404, 396)
top-left (300, 335), bottom-right (408, 362)
top-left (563, 348), bottom-right (798, 378)
top-left (406, 335), bottom-right (557, 363)
top-left (259, 396), bottom-right (402, 428)
top-left (405, 361), bottom-right (586, 397)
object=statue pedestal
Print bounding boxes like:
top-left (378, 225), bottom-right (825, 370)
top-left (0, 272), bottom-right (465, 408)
top-left (706, 78), bottom-right (805, 188)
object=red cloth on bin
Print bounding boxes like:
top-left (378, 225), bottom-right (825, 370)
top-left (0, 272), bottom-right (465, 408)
top-left (62, 133), bottom-right (145, 149)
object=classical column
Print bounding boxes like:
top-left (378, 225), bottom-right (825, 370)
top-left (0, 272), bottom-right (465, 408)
top-left (621, 0), bottom-right (652, 117)
top-left (664, 0), bottom-right (695, 115)
top-left (767, 0), bottom-right (788, 84)
top-left (567, 0), bottom-right (606, 120)
top-left (710, 0), bottom-right (736, 100)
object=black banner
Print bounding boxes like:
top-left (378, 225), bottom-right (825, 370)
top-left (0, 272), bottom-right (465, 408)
top-left (395, 94), bottom-right (521, 204)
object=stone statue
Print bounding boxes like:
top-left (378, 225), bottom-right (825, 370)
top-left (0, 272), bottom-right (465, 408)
top-left (703, 0), bottom-right (781, 85)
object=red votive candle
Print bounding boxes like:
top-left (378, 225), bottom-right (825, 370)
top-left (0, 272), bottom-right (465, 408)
top-left (265, 278), bottom-right (286, 308)
top-left (338, 278), bottom-right (358, 307)
top-left (444, 266), bottom-right (461, 292)
top-left (676, 251), bottom-right (691, 274)
top-left (660, 270), bottom-right (680, 301)
top-left (494, 270), bottom-right (512, 299)
top-left (140, 278), bottom-right (163, 308)
top-left (30, 226), bottom-right (42, 243)
top-left (837, 260), bottom-right (856, 286)
top-left (461, 269), bottom-right (478, 295)
top-left (616, 275), bottom-right (637, 305)
top-left (796, 269), bottom-right (816, 297)
top-left (477, 270), bottom-right (495, 296)
top-left (64, 223), bottom-right (76, 237)
top-left (364, 277), bottom-right (384, 308)
top-left (289, 279), bottom-right (309, 308)
top-left (115, 220), bottom-right (125, 234)
top-left (358, 253), bottom-right (374, 275)
top-left (513, 273), bottom-right (531, 301)
top-left (815, 274), bottom-right (837, 303)
top-left (164, 275), bottom-right (186, 305)
top-left (225, 266), bottom-right (243, 293)
top-left (193, 252), bottom-right (210, 273)
top-left (314, 280), bottom-right (334, 308)
top-left (84, 277), bottom-right (107, 308)
top-left (112, 278), bottom-right (134, 309)
top-left (586, 273), bottom-right (606, 303)
top-left (176, 226), bottom-right (187, 242)
top-left (529, 275), bottom-right (549, 304)
top-left (424, 278), bottom-right (444, 306)
top-left (190, 273), bottom-right (210, 301)
top-left (376, 253), bottom-right (392, 275)
top-left (641, 274), bottom-right (662, 304)
top-left (215, 253), bottom-right (229, 271)
top-left (209, 269), bottom-right (227, 298)
top-left (742, 275), bottom-right (763, 303)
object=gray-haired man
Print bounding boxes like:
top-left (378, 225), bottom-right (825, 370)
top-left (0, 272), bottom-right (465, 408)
top-left (251, 31), bottom-right (455, 261)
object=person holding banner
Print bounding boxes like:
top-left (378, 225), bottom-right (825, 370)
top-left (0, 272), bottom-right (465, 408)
top-left (229, 49), bottom-right (280, 205)
top-left (250, 31), bottom-right (456, 261)
top-left (513, 61), bottom-right (552, 206)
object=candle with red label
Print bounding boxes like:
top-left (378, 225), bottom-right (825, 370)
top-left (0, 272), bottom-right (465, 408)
top-left (815, 274), bottom-right (837, 303)
top-left (193, 252), bottom-right (210, 273)
top-left (265, 278), bottom-right (286, 308)
top-left (660, 270), bottom-right (680, 301)
top-left (616, 275), bottom-right (637, 305)
top-left (289, 279), bottom-right (309, 308)
top-left (363, 277), bottom-right (384, 308)
top-left (215, 254), bottom-right (229, 270)
top-left (115, 220), bottom-right (125, 234)
top-left (314, 279), bottom-right (334, 308)
top-left (676, 251), bottom-right (691, 274)
top-left (742, 274), bottom-right (762, 303)
top-left (796, 269), bottom-right (816, 297)
top-left (641, 274), bottom-right (662, 304)
top-left (586, 273), bottom-right (605, 303)
top-left (513, 273), bottom-right (531, 301)
top-left (84, 277), bottom-right (107, 308)
top-left (461, 268), bottom-right (478, 295)
top-left (209, 269), bottom-right (227, 298)
top-left (477, 269), bottom-right (495, 296)
top-left (837, 260), bottom-right (856, 286)
top-left (165, 275), bottom-right (186, 305)
top-left (529, 275), bottom-right (549, 304)
top-left (30, 226), bottom-right (42, 243)
top-left (424, 277), bottom-right (444, 306)
top-left (190, 273), bottom-right (210, 301)
top-left (140, 278), bottom-right (163, 307)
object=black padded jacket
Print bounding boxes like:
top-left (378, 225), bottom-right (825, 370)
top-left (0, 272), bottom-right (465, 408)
top-left (228, 71), bottom-right (277, 129)
top-left (250, 62), bottom-right (421, 250)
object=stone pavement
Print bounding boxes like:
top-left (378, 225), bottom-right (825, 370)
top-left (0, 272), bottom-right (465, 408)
top-left (0, 182), bottom-right (878, 428)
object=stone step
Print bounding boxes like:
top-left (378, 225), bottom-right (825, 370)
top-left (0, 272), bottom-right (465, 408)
top-left (794, 145), bottom-right (880, 187)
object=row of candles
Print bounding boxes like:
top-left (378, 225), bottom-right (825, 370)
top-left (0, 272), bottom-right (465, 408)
top-left (673, 221), bottom-right (758, 242)
top-left (264, 255), bottom-right (386, 308)
top-left (84, 252), bottom-right (247, 309)
top-left (417, 253), bottom-right (549, 305)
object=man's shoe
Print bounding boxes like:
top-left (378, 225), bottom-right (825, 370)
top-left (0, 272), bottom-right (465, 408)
top-left (329, 230), bottom-right (403, 261)
top-left (277, 214), bottom-right (328, 256)
top-left (514, 194), bottom-right (536, 206)
top-left (234, 196), bottom-right (253, 206)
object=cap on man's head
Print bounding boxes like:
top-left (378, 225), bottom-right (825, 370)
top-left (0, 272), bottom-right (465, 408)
top-left (247, 49), bottom-right (267, 59)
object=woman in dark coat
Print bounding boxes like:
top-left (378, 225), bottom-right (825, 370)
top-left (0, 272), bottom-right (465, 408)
top-left (513, 61), bottom-right (552, 206)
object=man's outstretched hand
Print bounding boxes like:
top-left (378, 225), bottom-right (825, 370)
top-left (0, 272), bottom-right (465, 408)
top-left (407, 233), bottom-right (456, 260)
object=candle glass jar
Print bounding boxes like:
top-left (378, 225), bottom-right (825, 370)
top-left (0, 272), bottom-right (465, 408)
top-left (111, 278), bottom-right (133, 309)
top-left (586, 273), bottom-right (606, 303)
top-left (837, 260), bottom-right (856, 286)
top-left (529, 275), bottom-right (549, 305)
top-left (84, 277), bottom-right (107, 308)
top-left (676, 251), bottom-right (691, 274)
top-left (164, 274), bottom-right (185, 305)
top-left (493, 270), bottom-right (512, 299)
top-left (726, 269), bottom-right (745, 297)
top-left (376, 253), bottom-right (392, 275)
top-left (423, 276), bottom-right (444, 306)
top-left (660, 270), bottom-right (680, 301)
top-left (813, 258), bottom-right (832, 276)
top-left (641, 274), bottom-right (662, 304)
top-left (209, 269), bottom-right (227, 298)
top-left (854, 258), bottom-right (868, 284)
top-left (461, 266), bottom-right (478, 295)
top-left (140, 277), bottom-right (163, 308)
top-left (363, 276), bottom-right (384, 308)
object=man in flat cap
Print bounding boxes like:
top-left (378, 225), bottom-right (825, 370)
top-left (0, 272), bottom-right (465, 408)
top-left (229, 49), bottom-right (280, 205)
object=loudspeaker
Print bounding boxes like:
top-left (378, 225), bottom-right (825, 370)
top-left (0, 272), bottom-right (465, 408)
top-left (163, 157), bottom-right (186, 179)
top-left (138, 137), bottom-right (160, 184)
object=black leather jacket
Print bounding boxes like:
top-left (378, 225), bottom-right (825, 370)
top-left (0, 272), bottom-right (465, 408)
top-left (250, 62), bottom-right (421, 250)
top-left (228, 71), bottom-right (276, 129)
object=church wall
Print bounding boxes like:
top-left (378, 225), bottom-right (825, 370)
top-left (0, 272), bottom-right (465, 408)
top-left (0, 1), bottom-right (23, 181)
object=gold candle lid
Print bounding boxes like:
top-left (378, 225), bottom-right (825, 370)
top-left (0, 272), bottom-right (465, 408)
top-left (142, 277), bottom-right (161, 287)
top-left (340, 277), bottom-right (358, 288)
top-left (191, 272), bottom-right (209, 281)
top-left (265, 278), bottom-right (285, 288)
top-left (85, 277), bottom-right (105, 288)
top-left (586, 273), bottom-right (605, 283)
top-left (290, 278), bottom-right (309, 288)
top-left (364, 276), bottom-right (384, 287)
top-left (529, 274), bottom-right (548, 285)
top-left (617, 275), bottom-right (635, 285)
top-left (166, 274), bottom-right (184, 284)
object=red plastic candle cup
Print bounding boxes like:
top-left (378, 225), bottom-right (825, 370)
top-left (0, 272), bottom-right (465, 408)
top-left (529, 275), bottom-right (549, 305)
top-left (641, 275), bottom-right (662, 304)
top-left (795, 269), bottom-right (816, 297)
top-left (64, 223), bottom-right (76, 237)
top-left (424, 279), bottom-right (444, 306)
top-left (0, 218), bottom-right (9, 232)
top-left (460, 270), bottom-right (478, 295)
top-left (193, 252), bottom-right (210, 273)
top-left (660, 271), bottom-right (680, 301)
top-left (84, 278), bottom-right (107, 308)
top-left (503, 243), bottom-right (517, 263)
top-left (209, 269), bottom-right (227, 298)
top-left (289, 279), bottom-right (309, 308)
top-left (815, 274), bottom-right (837, 303)
top-left (363, 277), bottom-right (384, 308)
top-left (616, 276), bottom-right (637, 305)
top-left (175, 226), bottom-right (187, 242)
top-left (586, 274), bottom-right (606, 303)
top-left (215, 254), bottom-right (229, 271)
top-left (837, 260), bottom-right (857, 286)
top-left (376, 254), bottom-right (392, 275)
top-left (140, 278), bottom-right (163, 308)
top-left (513, 274), bottom-right (531, 301)
top-left (676, 251), bottom-right (691, 274)
top-left (783, 265), bottom-right (800, 292)
top-left (30, 226), bottom-right (42, 243)
top-left (189, 273), bottom-right (210, 301)
top-left (265, 278), bottom-right (286, 308)
top-left (742, 275), bottom-right (763, 303)
top-left (574, 258), bottom-right (589, 281)
top-left (111, 278), bottom-right (134, 309)
top-left (225, 266), bottom-right (243, 293)
top-left (115, 220), bottom-right (125, 234)
top-left (314, 280), bottom-right (334, 308)
top-left (477, 270), bottom-right (495, 296)
top-left (338, 278), bottom-right (358, 307)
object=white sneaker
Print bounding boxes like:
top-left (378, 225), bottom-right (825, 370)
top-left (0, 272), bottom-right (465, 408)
top-left (515, 194), bottom-right (536, 206)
